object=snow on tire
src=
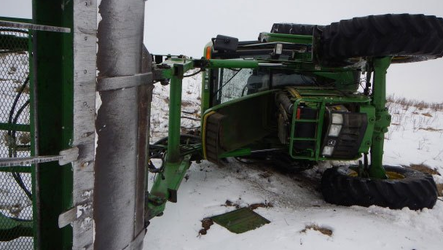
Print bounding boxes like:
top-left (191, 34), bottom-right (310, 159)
top-left (320, 14), bottom-right (443, 63)
top-left (321, 165), bottom-right (438, 210)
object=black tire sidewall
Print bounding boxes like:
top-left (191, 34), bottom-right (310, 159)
top-left (321, 165), bottom-right (438, 210)
top-left (320, 14), bottom-right (443, 62)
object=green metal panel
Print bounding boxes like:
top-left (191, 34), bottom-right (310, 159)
top-left (147, 155), bottom-right (192, 219)
top-left (0, 213), bottom-right (33, 241)
top-left (208, 59), bottom-right (259, 69)
top-left (0, 166), bottom-right (32, 173)
top-left (148, 62), bottom-right (194, 218)
top-left (201, 69), bottom-right (211, 116)
top-left (201, 46), bottom-right (212, 115)
top-left (32, 0), bottom-right (74, 249)
top-left (368, 57), bottom-right (392, 179)
top-left (358, 105), bottom-right (376, 154)
top-left (167, 70), bottom-right (185, 163)
top-left (0, 123), bottom-right (30, 132)
top-left (202, 90), bottom-right (275, 155)
top-left (287, 91), bottom-right (371, 161)
top-left (314, 71), bottom-right (360, 92)
top-left (210, 207), bottom-right (270, 234)
top-left (260, 32), bottom-right (312, 44)
top-left (289, 99), bottom-right (325, 160)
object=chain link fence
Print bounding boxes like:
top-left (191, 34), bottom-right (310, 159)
top-left (0, 24), bottom-right (33, 249)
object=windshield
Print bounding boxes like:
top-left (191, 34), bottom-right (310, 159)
top-left (213, 68), bottom-right (253, 104)
top-left (212, 68), bottom-right (318, 105)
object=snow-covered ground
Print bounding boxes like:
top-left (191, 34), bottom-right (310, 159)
top-left (144, 74), bottom-right (443, 250)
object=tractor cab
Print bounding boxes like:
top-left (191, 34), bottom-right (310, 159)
top-left (200, 32), bottom-right (372, 165)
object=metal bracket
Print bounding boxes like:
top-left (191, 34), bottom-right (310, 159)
top-left (0, 147), bottom-right (79, 167)
top-left (97, 72), bottom-right (153, 92)
top-left (58, 198), bottom-right (93, 228)
top-left (0, 20), bottom-right (71, 33)
top-left (58, 147), bottom-right (80, 165)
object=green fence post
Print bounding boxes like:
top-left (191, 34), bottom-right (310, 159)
top-left (32, 1), bottom-right (74, 249)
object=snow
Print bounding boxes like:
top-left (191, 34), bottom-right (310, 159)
top-left (144, 74), bottom-right (443, 250)
top-left (384, 101), bottom-right (443, 171)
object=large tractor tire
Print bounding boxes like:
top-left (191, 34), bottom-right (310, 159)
top-left (320, 14), bottom-right (443, 63)
top-left (321, 165), bottom-right (438, 210)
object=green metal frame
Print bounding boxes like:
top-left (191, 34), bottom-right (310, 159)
top-left (368, 57), bottom-right (392, 178)
top-left (287, 90), bottom-right (372, 161)
top-left (148, 57), bottom-right (265, 218)
top-left (147, 35), bottom-right (393, 220)
top-left (289, 98), bottom-right (326, 160)
top-left (32, 1), bottom-right (74, 249)
top-left (198, 34), bottom-right (393, 178)
top-left (147, 59), bottom-right (195, 219)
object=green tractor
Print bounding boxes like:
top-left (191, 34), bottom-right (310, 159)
top-left (147, 14), bottom-right (442, 221)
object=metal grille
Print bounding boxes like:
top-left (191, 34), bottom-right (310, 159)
top-left (0, 25), bottom-right (33, 249)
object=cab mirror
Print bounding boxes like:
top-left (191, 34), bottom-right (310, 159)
top-left (212, 35), bottom-right (238, 52)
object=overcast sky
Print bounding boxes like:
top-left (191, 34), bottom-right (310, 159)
top-left (2, 0), bottom-right (443, 102)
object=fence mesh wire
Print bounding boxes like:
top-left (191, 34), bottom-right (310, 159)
top-left (0, 25), bottom-right (33, 249)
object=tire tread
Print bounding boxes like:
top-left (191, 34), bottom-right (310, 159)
top-left (320, 14), bottom-right (443, 62)
top-left (321, 166), bottom-right (438, 210)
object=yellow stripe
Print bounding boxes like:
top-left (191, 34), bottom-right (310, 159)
top-left (202, 111), bottom-right (216, 160)
top-left (286, 87), bottom-right (302, 99)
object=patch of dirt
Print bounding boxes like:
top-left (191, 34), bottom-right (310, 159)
top-left (182, 100), bottom-right (195, 107)
top-left (198, 218), bottom-right (214, 236)
top-left (249, 202), bottom-right (273, 210)
top-left (236, 156), bottom-right (320, 192)
top-left (223, 199), bottom-right (273, 210)
top-left (223, 199), bottom-right (241, 209)
top-left (409, 164), bottom-right (441, 176)
top-left (258, 171), bottom-right (273, 179)
top-left (300, 224), bottom-right (333, 237)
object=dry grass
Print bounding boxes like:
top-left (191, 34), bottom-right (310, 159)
top-left (387, 95), bottom-right (443, 111)
top-left (223, 199), bottom-right (273, 210)
top-left (249, 202), bottom-right (274, 210)
top-left (300, 224), bottom-right (333, 237)
top-left (409, 164), bottom-right (441, 176)
top-left (419, 127), bottom-right (443, 132)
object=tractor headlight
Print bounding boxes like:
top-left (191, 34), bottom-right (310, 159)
top-left (322, 111), bottom-right (344, 157)
top-left (327, 113), bottom-right (343, 137)
top-left (331, 113), bottom-right (343, 124)
top-left (328, 124), bottom-right (342, 137)
top-left (274, 43), bottom-right (283, 55)
top-left (321, 108), bottom-right (368, 159)
top-left (322, 146), bottom-right (334, 156)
